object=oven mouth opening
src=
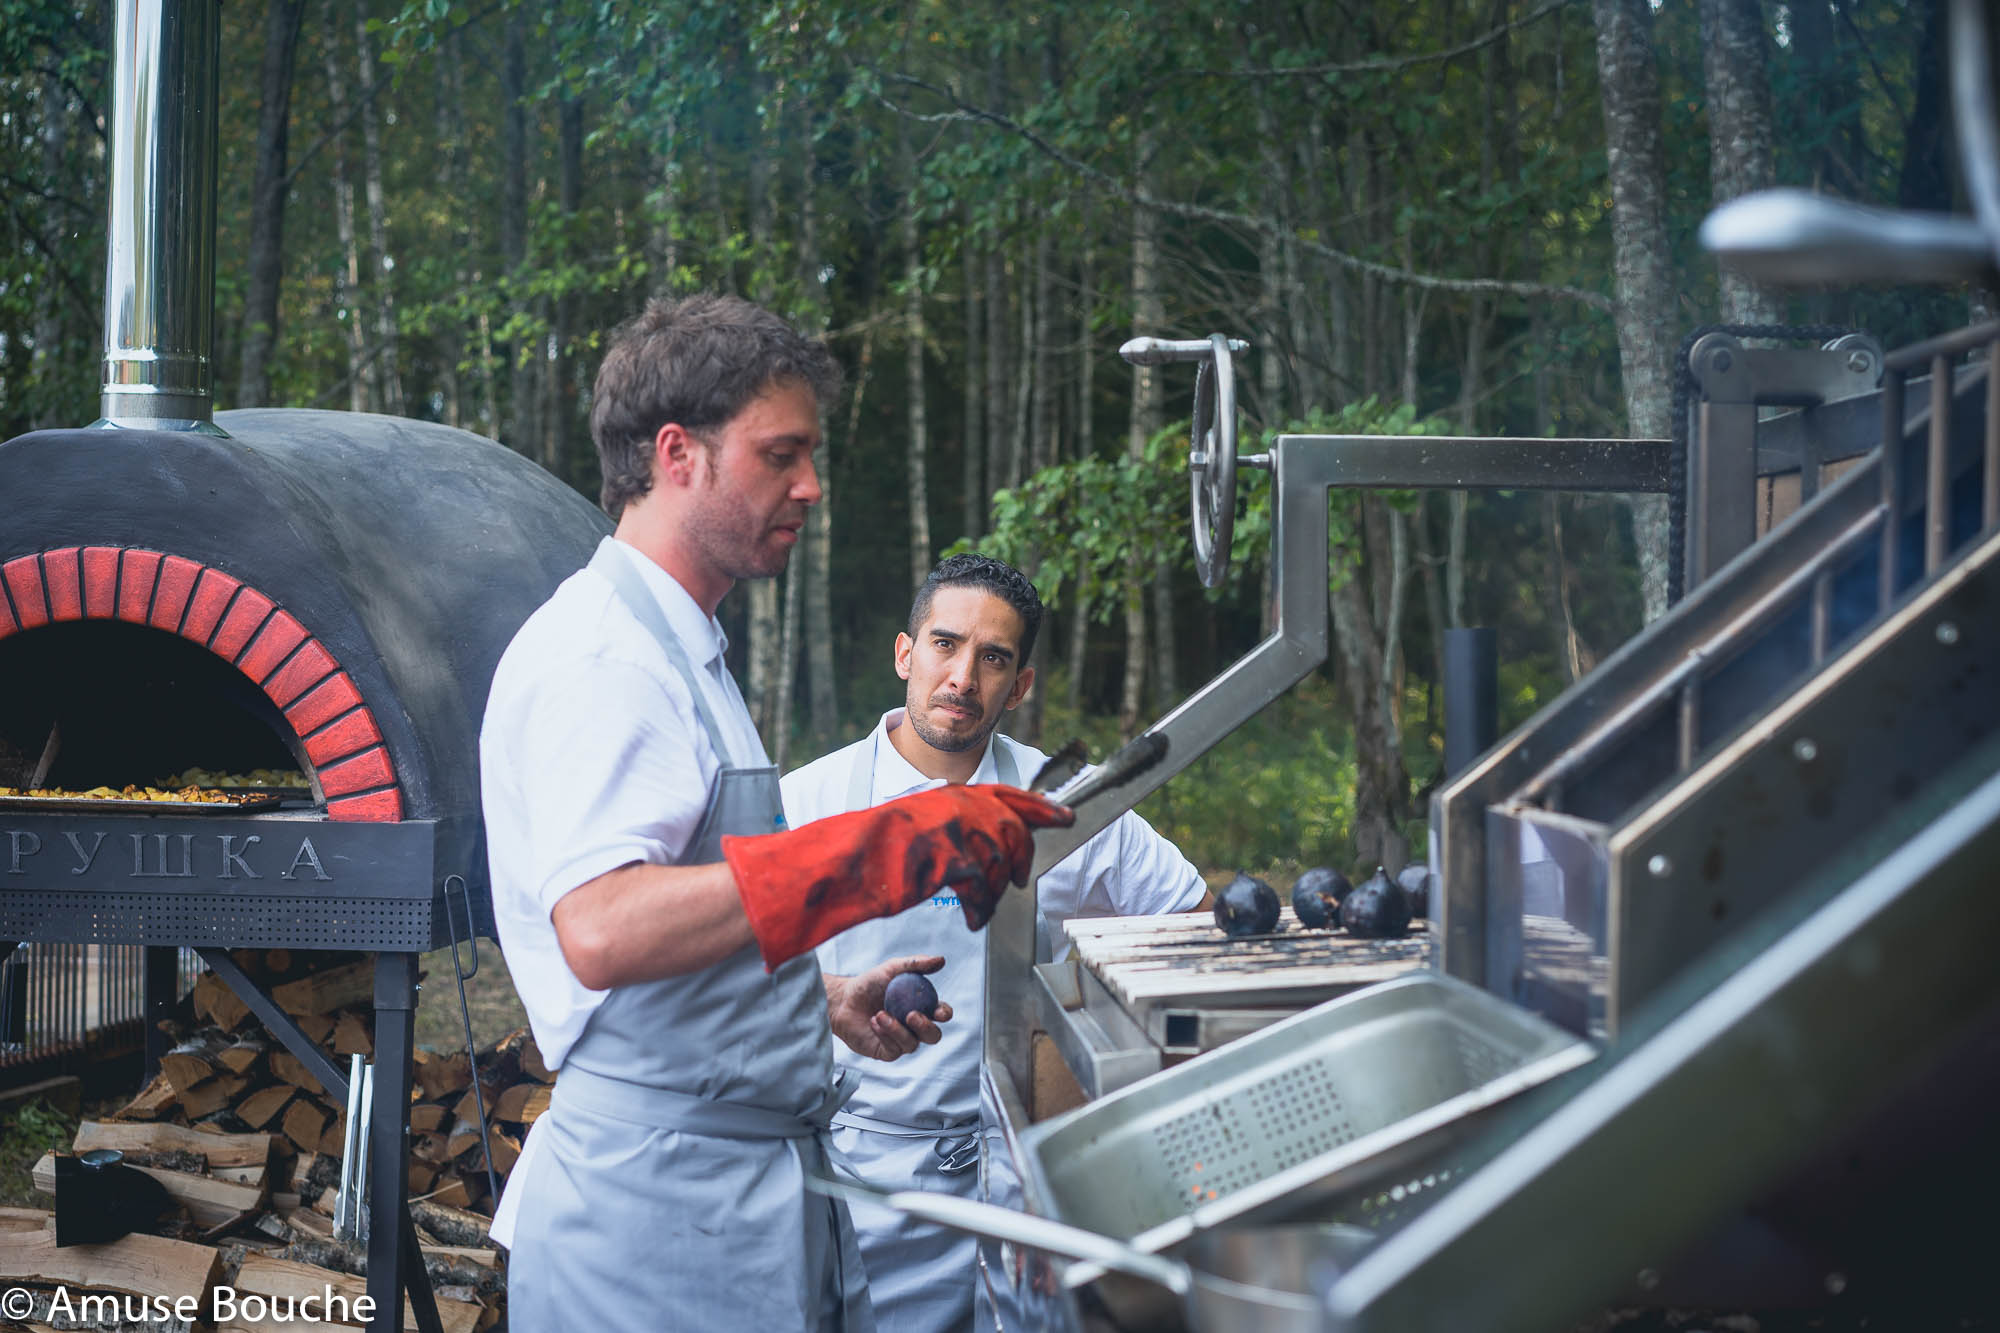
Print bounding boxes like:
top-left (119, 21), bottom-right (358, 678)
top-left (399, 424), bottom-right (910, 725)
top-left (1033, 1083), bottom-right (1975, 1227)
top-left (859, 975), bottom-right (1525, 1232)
top-left (0, 621), bottom-right (323, 807)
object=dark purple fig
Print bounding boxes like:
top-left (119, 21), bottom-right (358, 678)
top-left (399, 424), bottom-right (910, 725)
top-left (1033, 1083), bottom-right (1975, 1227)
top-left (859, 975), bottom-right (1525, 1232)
top-left (883, 971), bottom-right (940, 1023)
top-left (1340, 867), bottom-right (1413, 938)
top-left (1214, 873), bottom-right (1281, 938)
top-left (1395, 863), bottom-right (1435, 919)
top-left (1291, 866), bottom-right (1351, 929)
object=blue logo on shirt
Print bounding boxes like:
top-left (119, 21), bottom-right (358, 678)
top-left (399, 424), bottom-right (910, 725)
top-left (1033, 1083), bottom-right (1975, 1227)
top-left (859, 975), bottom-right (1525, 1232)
top-left (931, 894), bottom-right (960, 908)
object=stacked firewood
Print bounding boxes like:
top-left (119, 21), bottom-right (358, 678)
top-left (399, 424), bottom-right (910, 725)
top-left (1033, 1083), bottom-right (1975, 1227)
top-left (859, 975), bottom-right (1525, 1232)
top-left (1, 951), bottom-right (556, 1331)
top-left (112, 951), bottom-right (553, 1218)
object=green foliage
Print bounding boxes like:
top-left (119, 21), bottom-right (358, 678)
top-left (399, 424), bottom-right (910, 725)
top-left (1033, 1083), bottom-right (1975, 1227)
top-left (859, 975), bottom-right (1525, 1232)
top-left (0, 1097), bottom-right (77, 1209)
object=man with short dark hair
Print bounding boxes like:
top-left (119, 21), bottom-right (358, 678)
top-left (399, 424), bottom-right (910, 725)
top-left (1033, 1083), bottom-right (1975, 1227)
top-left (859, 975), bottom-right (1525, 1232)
top-left (782, 553), bottom-right (1207, 1333)
top-left (482, 297), bottom-right (1072, 1330)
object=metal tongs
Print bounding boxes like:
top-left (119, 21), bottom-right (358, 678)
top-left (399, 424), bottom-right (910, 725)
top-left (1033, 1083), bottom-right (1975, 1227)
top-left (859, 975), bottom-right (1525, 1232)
top-left (1027, 732), bottom-right (1170, 810)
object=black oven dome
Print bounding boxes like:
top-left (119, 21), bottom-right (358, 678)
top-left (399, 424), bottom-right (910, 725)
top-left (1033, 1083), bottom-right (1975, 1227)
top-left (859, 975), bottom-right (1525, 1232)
top-left (0, 409), bottom-right (610, 838)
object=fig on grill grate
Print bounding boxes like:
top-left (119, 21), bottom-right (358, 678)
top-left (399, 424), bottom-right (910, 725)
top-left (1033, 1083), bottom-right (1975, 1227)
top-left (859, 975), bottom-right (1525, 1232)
top-left (1340, 867), bottom-right (1413, 938)
top-left (1395, 863), bottom-right (1435, 919)
top-left (1290, 866), bottom-right (1352, 929)
top-left (883, 971), bottom-right (940, 1024)
top-left (1214, 873), bottom-right (1281, 938)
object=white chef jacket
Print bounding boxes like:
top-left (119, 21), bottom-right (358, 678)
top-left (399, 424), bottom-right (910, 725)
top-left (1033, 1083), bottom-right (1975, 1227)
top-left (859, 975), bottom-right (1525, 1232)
top-left (782, 709), bottom-right (1206, 1129)
top-left (481, 536), bottom-right (776, 1248)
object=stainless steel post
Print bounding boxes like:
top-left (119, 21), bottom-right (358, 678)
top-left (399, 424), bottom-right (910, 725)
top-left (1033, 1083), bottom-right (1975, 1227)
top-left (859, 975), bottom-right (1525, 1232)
top-left (1443, 628), bottom-right (1498, 779)
top-left (97, 0), bottom-right (222, 431)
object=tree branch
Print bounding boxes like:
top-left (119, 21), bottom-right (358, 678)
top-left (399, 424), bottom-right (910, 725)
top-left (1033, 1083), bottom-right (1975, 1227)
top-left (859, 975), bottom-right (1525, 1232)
top-left (869, 75), bottom-right (1615, 313)
top-left (1196, 0), bottom-right (1577, 79)
top-left (0, 192), bottom-right (99, 318)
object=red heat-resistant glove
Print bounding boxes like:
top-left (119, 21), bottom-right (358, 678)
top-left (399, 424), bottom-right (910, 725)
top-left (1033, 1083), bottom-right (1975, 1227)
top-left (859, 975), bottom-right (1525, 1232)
top-left (724, 784), bottom-right (1075, 971)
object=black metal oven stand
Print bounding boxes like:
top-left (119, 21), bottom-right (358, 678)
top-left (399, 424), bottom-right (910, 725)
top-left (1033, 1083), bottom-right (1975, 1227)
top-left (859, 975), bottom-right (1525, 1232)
top-left (190, 948), bottom-right (443, 1333)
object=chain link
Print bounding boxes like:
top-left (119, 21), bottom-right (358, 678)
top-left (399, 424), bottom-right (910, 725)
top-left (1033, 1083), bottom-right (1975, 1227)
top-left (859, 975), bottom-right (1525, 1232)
top-left (1666, 322), bottom-right (1864, 606)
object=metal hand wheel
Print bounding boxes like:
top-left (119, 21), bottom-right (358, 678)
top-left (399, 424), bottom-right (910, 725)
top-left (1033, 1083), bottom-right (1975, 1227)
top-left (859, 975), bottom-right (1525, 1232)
top-left (1119, 333), bottom-right (1249, 588)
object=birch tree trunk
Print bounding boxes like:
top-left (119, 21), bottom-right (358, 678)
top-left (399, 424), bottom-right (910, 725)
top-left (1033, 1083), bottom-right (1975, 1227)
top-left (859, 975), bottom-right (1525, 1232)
top-left (29, 75), bottom-right (70, 428)
top-left (1591, 0), bottom-right (1677, 621)
top-left (236, 0), bottom-right (303, 409)
top-left (744, 94), bottom-right (782, 742)
top-left (899, 122), bottom-right (932, 593)
top-left (962, 217), bottom-right (985, 540)
top-left (803, 124), bottom-right (843, 748)
top-left (551, 95), bottom-right (585, 483)
top-left (352, 0), bottom-right (402, 415)
top-left (1698, 0), bottom-right (1783, 325)
top-left (1121, 131), bottom-right (1162, 737)
top-left (500, 11), bottom-right (530, 446)
top-left (319, 7), bottom-right (366, 415)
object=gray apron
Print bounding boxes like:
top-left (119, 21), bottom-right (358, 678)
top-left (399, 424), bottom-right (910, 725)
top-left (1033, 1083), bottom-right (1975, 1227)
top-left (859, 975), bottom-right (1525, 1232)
top-left (825, 736), bottom-right (1020, 1333)
top-left (507, 542), bottom-right (873, 1332)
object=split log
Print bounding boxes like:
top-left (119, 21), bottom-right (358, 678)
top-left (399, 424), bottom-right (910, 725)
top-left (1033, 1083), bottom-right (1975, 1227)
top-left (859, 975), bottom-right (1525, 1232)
top-left (407, 1104), bottom-right (451, 1134)
top-left (161, 1032), bottom-right (233, 1095)
top-left (237, 1086), bottom-right (294, 1131)
top-left (0, 1222), bottom-right (218, 1330)
top-left (110, 1073), bottom-right (178, 1122)
top-left (272, 962), bottom-right (373, 1018)
top-left (72, 1122), bottom-right (273, 1187)
top-left (177, 1075), bottom-right (249, 1120)
top-left (491, 1084), bottom-right (549, 1126)
top-left (0, 1207), bottom-right (50, 1233)
top-left (416, 1177), bottom-right (471, 1210)
top-left (192, 971), bottom-right (251, 1033)
top-left (33, 1152), bottom-right (265, 1229)
top-left (330, 1012), bottom-right (372, 1057)
top-left (234, 1254), bottom-right (481, 1333)
top-left (412, 1051), bottom-right (471, 1101)
top-left (282, 1101), bottom-right (330, 1156)
top-left (317, 1112), bottom-right (346, 1158)
top-left (518, 1034), bottom-right (554, 1084)
top-left (407, 1199), bottom-right (489, 1248)
top-left (269, 1051), bottom-right (324, 1096)
top-left (217, 1036), bottom-right (266, 1076)
top-left (294, 1014), bottom-right (336, 1045)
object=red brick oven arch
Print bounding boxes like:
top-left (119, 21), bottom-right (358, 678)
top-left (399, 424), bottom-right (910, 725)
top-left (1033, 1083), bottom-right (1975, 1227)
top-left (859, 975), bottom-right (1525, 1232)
top-left (0, 545), bottom-right (403, 822)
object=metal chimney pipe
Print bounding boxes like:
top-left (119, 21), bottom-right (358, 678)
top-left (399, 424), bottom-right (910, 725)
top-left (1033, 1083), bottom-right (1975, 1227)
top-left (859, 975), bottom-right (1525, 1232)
top-left (97, 0), bottom-right (221, 431)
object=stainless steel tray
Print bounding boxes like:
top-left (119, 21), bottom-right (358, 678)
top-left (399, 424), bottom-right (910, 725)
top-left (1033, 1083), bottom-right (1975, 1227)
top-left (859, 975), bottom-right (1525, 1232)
top-left (1019, 972), bottom-right (1594, 1262)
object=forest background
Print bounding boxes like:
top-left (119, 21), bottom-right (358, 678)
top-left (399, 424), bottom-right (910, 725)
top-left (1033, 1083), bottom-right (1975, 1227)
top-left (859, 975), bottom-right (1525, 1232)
top-left (0, 0), bottom-right (1977, 881)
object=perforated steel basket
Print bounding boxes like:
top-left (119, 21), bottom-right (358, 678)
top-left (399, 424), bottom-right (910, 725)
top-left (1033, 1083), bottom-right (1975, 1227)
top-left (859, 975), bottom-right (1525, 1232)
top-left (1019, 972), bottom-right (1593, 1256)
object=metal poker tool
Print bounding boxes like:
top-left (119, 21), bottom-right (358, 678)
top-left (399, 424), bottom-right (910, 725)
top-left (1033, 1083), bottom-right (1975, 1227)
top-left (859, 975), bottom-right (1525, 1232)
top-left (1026, 738), bottom-right (1089, 795)
top-left (1033, 733), bottom-right (1170, 809)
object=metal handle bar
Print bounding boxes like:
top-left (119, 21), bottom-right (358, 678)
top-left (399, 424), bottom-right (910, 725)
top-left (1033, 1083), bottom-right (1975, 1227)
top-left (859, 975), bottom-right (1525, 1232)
top-left (1119, 336), bottom-right (1250, 366)
top-left (1701, 190), bottom-right (1995, 286)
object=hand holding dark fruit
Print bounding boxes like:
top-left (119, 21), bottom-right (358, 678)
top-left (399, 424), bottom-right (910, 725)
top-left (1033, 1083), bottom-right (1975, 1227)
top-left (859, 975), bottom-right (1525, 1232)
top-left (1290, 866), bottom-right (1352, 929)
top-left (884, 971), bottom-right (940, 1024)
top-left (1214, 872), bottom-right (1281, 937)
top-left (1340, 866), bottom-right (1413, 938)
top-left (829, 955), bottom-right (953, 1062)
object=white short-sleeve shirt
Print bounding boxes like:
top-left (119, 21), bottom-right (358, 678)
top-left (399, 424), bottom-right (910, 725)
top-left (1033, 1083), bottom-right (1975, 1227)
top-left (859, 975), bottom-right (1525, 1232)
top-left (781, 709), bottom-right (1206, 1128)
top-left (480, 537), bottom-right (768, 1071)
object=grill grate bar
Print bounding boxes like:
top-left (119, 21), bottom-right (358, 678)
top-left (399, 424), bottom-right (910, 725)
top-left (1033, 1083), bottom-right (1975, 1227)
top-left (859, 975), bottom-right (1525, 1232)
top-left (1986, 334), bottom-right (2000, 530)
top-left (1928, 354), bottom-right (1954, 574)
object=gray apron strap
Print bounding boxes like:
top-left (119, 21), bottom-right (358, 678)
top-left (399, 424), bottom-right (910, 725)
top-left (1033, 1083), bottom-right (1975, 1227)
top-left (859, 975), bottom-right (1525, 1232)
top-left (589, 541), bottom-right (741, 767)
top-left (556, 1062), bottom-right (857, 1140)
top-left (845, 731), bottom-right (876, 812)
top-left (850, 730), bottom-right (1021, 811)
top-left (991, 744), bottom-right (1021, 787)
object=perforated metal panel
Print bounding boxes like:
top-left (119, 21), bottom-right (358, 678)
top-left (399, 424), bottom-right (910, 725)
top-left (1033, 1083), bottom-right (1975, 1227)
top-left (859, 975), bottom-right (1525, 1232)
top-left (0, 815), bottom-right (453, 950)
top-left (0, 889), bottom-right (445, 951)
